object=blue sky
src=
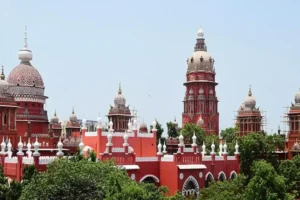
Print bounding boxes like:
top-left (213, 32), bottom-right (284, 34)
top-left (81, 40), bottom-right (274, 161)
top-left (0, 1), bottom-right (300, 136)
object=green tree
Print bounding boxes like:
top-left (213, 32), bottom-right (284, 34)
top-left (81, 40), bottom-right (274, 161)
top-left (20, 159), bottom-right (167, 200)
top-left (199, 175), bottom-right (247, 200)
top-left (6, 180), bottom-right (22, 200)
top-left (88, 150), bottom-right (97, 162)
top-left (238, 133), bottom-right (284, 177)
top-left (244, 160), bottom-right (294, 200)
top-left (220, 127), bottom-right (237, 143)
top-left (150, 120), bottom-right (164, 143)
top-left (166, 122), bottom-right (179, 138)
top-left (181, 123), bottom-right (205, 146)
top-left (22, 165), bottom-right (37, 186)
top-left (204, 134), bottom-right (219, 155)
top-left (278, 160), bottom-right (298, 195)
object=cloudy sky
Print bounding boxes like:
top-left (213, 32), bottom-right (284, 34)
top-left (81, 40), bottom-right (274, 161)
top-left (0, 0), bottom-right (299, 136)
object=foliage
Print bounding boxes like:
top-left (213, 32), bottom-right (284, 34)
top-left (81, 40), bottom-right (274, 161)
top-left (238, 133), bottom-right (284, 177)
top-left (204, 134), bottom-right (219, 154)
top-left (199, 175), bottom-right (247, 200)
top-left (88, 150), bottom-right (97, 162)
top-left (20, 159), bottom-right (168, 200)
top-left (244, 160), bottom-right (294, 200)
top-left (181, 123), bottom-right (205, 146)
top-left (220, 127), bottom-right (237, 143)
top-left (166, 122), bottom-right (179, 138)
top-left (6, 181), bottom-right (22, 200)
top-left (22, 165), bottom-right (37, 186)
top-left (167, 192), bottom-right (186, 200)
top-left (150, 120), bottom-right (164, 143)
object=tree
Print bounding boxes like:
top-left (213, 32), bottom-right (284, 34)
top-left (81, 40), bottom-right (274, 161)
top-left (199, 175), bottom-right (247, 200)
top-left (166, 122), bottom-right (179, 138)
top-left (238, 133), bottom-right (285, 177)
top-left (150, 120), bottom-right (164, 143)
top-left (220, 127), bottom-right (237, 143)
top-left (22, 165), bottom-right (37, 186)
top-left (20, 159), bottom-right (168, 200)
top-left (6, 181), bottom-right (22, 200)
top-left (244, 160), bottom-right (294, 200)
top-left (181, 123), bottom-right (205, 146)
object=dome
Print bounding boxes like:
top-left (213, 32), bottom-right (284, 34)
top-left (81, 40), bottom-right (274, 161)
top-left (295, 89), bottom-right (300, 104)
top-left (197, 116), bottom-right (204, 126)
top-left (114, 83), bottom-right (126, 105)
top-left (187, 51), bottom-right (214, 72)
top-left (197, 26), bottom-right (204, 39)
top-left (7, 63), bottom-right (44, 88)
top-left (293, 142), bottom-right (300, 150)
top-left (139, 122), bottom-right (147, 129)
top-left (50, 111), bottom-right (59, 124)
top-left (69, 108), bottom-right (77, 122)
top-left (244, 87), bottom-right (256, 109)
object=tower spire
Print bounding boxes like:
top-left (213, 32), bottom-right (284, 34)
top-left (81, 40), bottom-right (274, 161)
top-left (72, 107), bottom-right (75, 114)
top-left (118, 82), bottom-right (122, 94)
top-left (0, 65), bottom-right (5, 80)
top-left (54, 109), bottom-right (57, 117)
top-left (24, 25), bottom-right (28, 49)
top-left (248, 85), bottom-right (252, 97)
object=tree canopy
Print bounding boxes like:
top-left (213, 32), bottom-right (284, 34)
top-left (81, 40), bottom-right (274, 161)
top-left (166, 122), bottom-right (179, 138)
top-left (181, 123), bottom-right (205, 146)
top-left (150, 120), bottom-right (164, 143)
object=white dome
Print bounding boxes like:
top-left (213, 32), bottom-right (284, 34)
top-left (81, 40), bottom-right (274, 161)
top-left (244, 96), bottom-right (256, 109)
top-left (0, 80), bottom-right (9, 93)
top-left (295, 89), bottom-right (300, 104)
top-left (114, 94), bottom-right (126, 105)
top-left (18, 49), bottom-right (32, 62)
top-left (139, 122), bottom-right (147, 129)
top-left (69, 108), bottom-right (77, 122)
top-left (187, 51), bottom-right (214, 72)
top-left (199, 88), bottom-right (204, 94)
top-left (197, 26), bottom-right (204, 39)
top-left (197, 116), bottom-right (204, 126)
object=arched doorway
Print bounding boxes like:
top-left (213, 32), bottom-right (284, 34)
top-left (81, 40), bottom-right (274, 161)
top-left (230, 171), bottom-right (237, 180)
top-left (218, 172), bottom-right (226, 181)
top-left (182, 176), bottom-right (200, 197)
top-left (141, 177), bottom-right (156, 184)
top-left (205, 172), bottom-right (214, 188)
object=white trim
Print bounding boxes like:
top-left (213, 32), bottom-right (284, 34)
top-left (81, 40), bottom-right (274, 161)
top-left (119, 165), bottom-right (140, 170)
top-left (218, 171), bottom-right (226, 180)
top-left (85, 132), bottom-right (97, 136)
top-left (229, 171), bottom-right (237, 179)
top-left (205, 172), bottom-right (214, 180)
top-left (136, 157), bottom-right (158, 162)
top-left (182, 175), bottom-right (200, 196)
top-left (177, 164), bottom-right (206, 170)
top-left (139, 174), bottom-right (160, 183)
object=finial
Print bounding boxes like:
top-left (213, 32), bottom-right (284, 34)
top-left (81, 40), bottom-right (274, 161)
top-left (54, 109), bottom-right (57, 117)
top-left (248, 85), bottom-right (252, 97)
top-left (0, 65), bottom-right (5, 80)
top-left (118, 82), bottom-right (122, 94)
top-left (72, 107), bottom-right (75, 114)
top-left (24, 25), bottom-right (28, 48)
top-left (197, 26), bottom-right (204, 39)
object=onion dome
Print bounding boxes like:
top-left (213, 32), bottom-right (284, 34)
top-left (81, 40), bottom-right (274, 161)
top-left (139, 121), bottom-right (148, 133)
top-left (69, 107), bottom-right (77, 122)
top-left (197, 115), bottom-right (204, 126)
top-left (244, 86), bottom-right (256, 110)
top-left (0, 66), bottom-right (9, 93)
top-left (187, 27), bottom-right (214, 72)
top-left (295, 89), bottom-right (300, 105)
top-left (50, 110), bottom-right (59, 124)
top-left (114, 83), bottom-right (126, 105)
top-left (7, 26), bottom-right (46, 101)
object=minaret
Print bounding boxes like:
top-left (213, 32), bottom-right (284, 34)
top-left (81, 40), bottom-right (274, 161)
top-left (182, 27), bottom-right (219, 135)
top-left (0, 66), bottom-right (5, 80)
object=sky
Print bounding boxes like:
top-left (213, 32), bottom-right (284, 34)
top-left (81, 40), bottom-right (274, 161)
top-left (0, 0), bottom-right (300, 136)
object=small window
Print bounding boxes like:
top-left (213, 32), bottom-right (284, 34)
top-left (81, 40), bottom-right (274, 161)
top-left (4, 114), bottom-right (7, 125)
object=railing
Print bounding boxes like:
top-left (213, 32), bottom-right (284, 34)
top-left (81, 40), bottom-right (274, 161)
top-left (161, 155), bottom-right (174, 162)
top-left (215, 156), bottom-right (224, 161)
top-left (101, 154), bottom-right (135, 165)
top-left (174, 154), bottom-right (202, 164)
top-left (22, 157), bottom-right (34, 165)
top-left (112, 148), bottom-right (125, 153)
top-left (85, 132), bottom-right (97, 137)
top-left (5, 157), bottom-right (18, 164)
top-left (102, 132), bottom-right (135, 137)
top-left (137, 133), bottom-right (154, 138)
top-left (184, 148), bottom-right (193, 152)
top-left (227, 156), bottom-right (236, 160)
top-left (39, 156), bottom-right (56, 165)
top-left (136, 157), bottom-right (158, 162)
top-left (203, 156), bottom-right (212, 161)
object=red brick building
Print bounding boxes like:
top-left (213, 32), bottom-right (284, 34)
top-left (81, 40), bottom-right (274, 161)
top-left (182, 27), bottom-right (219, 135)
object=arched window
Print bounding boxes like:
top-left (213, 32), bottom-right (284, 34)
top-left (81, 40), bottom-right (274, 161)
top-left (230, 171), bottom-right (237, 180)
top-left (205, 173), bottom-right (214, 188)
top-left (218, 172), bottom-right (226, 181)
top-left (182, 176), bottom-right (200, 197)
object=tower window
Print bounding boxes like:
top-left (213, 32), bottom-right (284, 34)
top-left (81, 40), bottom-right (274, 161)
top-left (4, 114), bottom-right (7, 125)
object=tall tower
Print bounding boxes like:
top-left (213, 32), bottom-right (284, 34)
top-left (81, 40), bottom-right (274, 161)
top-left (107, 84), bottom-right (132, 132)
top-left (236, 87), bottom-right (262, 136)
top-left (7, 26), bottom-right (49, 137)
top-left (287, 89), bottom-right (300, 159)
top-left (182, 27), bottom-right (219, 135)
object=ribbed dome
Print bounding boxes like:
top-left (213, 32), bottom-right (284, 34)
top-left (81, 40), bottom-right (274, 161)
top-left (244, 88), bottom-right (256, 109)
top-left (7, 63), bottom-right (44, 88)
top-left (51, 111), bottom-right (59, 124)
top-left (69, 108), bottom-right (77, 122)
top-left (187, 51), bottom-right (214, 72)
